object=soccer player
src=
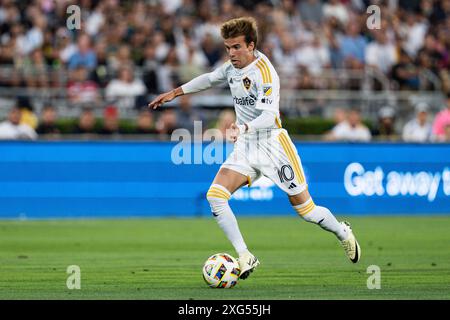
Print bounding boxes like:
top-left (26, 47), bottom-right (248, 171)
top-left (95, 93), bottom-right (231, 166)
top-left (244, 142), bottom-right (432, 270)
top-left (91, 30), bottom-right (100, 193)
top-left (148, 17), bottom-right (361, 280)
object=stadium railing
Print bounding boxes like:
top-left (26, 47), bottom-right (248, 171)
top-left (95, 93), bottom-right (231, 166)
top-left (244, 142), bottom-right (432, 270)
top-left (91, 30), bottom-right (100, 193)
top-left (0, 64), bottom-right (446, 125)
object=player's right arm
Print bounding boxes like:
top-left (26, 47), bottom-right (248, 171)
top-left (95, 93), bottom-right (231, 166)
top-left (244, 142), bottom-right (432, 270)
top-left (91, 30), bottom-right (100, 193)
top-left (148, 61), bottom-right (229, 109)
top-left (148, 87), bottom-right (183, 109)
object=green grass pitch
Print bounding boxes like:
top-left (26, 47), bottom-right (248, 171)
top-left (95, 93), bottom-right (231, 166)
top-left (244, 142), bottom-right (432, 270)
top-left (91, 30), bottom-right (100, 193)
top-left (0, 216), bottom-right (449, 299)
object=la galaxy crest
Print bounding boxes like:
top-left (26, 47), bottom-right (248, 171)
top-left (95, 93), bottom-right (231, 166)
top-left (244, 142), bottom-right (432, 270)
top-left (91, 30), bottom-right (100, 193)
top-left (242, 76), bottom-right (251, 90)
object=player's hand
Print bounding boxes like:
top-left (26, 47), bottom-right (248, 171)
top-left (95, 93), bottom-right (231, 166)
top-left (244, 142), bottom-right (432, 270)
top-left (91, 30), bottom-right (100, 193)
top-left (228, 123), bottom-right (239, 143)
top-left (228, 123), bottom-right (245, 143)
top-left (148, 90), bottom-right (176, 109)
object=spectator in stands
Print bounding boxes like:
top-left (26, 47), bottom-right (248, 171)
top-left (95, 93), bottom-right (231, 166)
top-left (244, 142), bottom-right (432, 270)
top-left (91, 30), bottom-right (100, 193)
top-left (0, 106), bottom-right (37, 140)
top-left (2, 0), bottom-right (450, 142)
top-left (272, 33), bottom-right (299, 81)
top-left (444, 123), bottom-right (450, 142)
top-left (18, 14), bottom-right (46, 58)
top-left (105, 65), bottom-right (147, 109)
top-left (108, 44), bottom-right (133, 73)
top-left (338, 22), bottom-right (367, 70)
top-left (156, 109), bottom-right (178, 136)
top-left (176, 38), bottom-right (208, 84)
top-left (435, 29), bottom-right (450, 93)
top-left (176, 95), bottom-right (205, 134)
top-left (402, 102), bottom-right (432, 142)
top-left (36, 105), bottom-right (60, 135)
top-left (365, 30), bottom-right (398, 74)
top-left (200, 33), bottom-right (221, 68)
top-left (91, 38), bottom-right (109, 87)
top-left (416, 34), bottom-right (443, 76)
top-left (391, 49), bottom-right (420, 90)
top-left (429, 0), bottom-right (450, 23)
top-left (17, 96), bottom-right (38, 130)
top-left (296, 66), bottom-right (315, 90)
top-left (157, 47), bottom-right (181, 93)
top-left (0, 23), bottom-right (22, 66)
top-left (56, 28), bottom-right (77, 65)
top-left (22, 49), bottom-right (48, 88)
top-left (42, 29), bottom-right (58, 66)
top-left (85, 1), bottom-right (106, 37)
top-left (68, 34), bottom-right (97, 71)
top-left (74, 108), bottom-right (97, 134)
top-left (327, 107), bottom-right (372, 142)
top-left (372, 106), bottom-right (398, 140)
top-left (0, 0), bottom-right (449, 96)
top-left (432, 93), bottom-right (450, 141)
top-left (323, 0), bottom-right (349, 27)
top-left (298, 0), bottom-right (323, 29)
top-left (323, 20), bottom-right (343, 70)
top-left (324, 107), bottom-right (348, 140)
top-left (400, 10), bottom-right (428, 58)
top-left (142, 44), bottom-right (160, 94)
top-left (98, 106), bottom-right (120, 135)
top-left (67, 66), bottom-right (100, 105)
top-left (135, 109), bottom-right (157, 134)
top-left (296, 35), bottom-right (331, 76)
top-left (130, 29), bottom-right (147, 66)
top-left (152, 31), bottom-right (171, 63)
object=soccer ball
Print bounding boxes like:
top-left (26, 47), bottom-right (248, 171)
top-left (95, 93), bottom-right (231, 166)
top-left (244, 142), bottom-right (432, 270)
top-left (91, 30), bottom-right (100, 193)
top-left (202, 253), bottom-right (240, 288)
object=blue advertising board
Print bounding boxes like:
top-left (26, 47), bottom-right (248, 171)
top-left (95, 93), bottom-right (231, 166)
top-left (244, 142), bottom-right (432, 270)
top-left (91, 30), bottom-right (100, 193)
top-left (0, 141), bottom-right (449, 218)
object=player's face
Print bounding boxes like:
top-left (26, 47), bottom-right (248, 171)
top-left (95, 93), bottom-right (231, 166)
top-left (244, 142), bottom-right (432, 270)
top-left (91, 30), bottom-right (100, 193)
top-left (224, 35), bottom-right (255, 69)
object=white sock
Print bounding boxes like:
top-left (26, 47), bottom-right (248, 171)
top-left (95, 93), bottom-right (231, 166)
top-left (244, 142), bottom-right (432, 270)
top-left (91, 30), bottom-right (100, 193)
top-left (293, 198), bottom-right (349, 241)
top-left (207, 184), bottom-right (248, 255)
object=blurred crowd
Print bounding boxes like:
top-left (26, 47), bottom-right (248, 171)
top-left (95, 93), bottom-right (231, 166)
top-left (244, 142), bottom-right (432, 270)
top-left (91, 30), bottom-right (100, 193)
top-left (0, 0), bottom-right (449, 93)
top-left (324, 93), bottom-right (450, 141)
top-left (0, 94), bottom-right (211, 139)
top-left (0, 93), bottom-right (449, 141)
top-left (0, 0), bottom-right (449, 141)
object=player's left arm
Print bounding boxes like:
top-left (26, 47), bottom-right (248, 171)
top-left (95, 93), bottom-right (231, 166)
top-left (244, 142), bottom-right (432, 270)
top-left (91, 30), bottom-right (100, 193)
top-left (231, 110), bottom-right (279, 141)
top-left (148, 87), bottom-right (184, 109)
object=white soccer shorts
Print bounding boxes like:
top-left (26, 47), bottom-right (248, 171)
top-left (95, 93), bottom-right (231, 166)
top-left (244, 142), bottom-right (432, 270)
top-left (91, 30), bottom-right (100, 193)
top-left (221, 129), bottom-right (308, 196)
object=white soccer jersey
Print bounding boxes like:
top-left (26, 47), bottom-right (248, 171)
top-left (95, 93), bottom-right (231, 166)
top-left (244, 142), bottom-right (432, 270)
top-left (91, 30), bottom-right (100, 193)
top-left (207, 50), bottom-right (282, 129)
top-left (181, 49), bottom-right (307, 195)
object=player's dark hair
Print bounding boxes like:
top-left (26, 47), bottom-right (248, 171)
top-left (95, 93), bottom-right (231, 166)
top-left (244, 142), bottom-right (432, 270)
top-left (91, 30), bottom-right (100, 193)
top-left (220, 17), bottom-right (258, 48)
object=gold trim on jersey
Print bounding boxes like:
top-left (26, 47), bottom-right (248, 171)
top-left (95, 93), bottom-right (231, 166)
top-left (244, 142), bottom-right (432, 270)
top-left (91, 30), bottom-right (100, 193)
top-left (275, 116), bottom-right (282, 128)
top-left (256, 59), bottom-right (272, 84)
top-left (260, 59), bottom-right (272, 83)
top-left (278, 132), bottom-right (305, 184)
top-left (256, 61), bottom-right (267, 83)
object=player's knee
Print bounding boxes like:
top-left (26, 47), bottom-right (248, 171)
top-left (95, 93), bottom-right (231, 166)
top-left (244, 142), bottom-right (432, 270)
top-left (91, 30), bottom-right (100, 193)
top-left (206, 184), bottom-right (231, 216)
